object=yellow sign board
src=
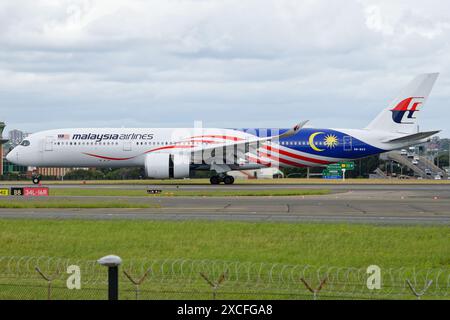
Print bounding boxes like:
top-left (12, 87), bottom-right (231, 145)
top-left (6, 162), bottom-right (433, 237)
top-left (0, 188), bottom-right (9, 196)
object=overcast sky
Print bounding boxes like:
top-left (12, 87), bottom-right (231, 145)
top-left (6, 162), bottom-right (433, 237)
top-left (1, 0), bottom-right (449, 136)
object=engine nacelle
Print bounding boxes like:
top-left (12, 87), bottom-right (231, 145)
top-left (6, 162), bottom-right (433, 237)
top-left (144, 153), bottom-right (191, 179)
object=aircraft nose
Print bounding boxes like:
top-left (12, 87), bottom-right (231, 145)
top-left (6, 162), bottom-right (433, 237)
top-left (6, 149), bottom-right (17, 163)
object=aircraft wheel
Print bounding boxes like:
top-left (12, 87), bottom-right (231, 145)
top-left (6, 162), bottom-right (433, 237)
top-left (210, 176), bottom-right (221, 185)
top-left (223, 175), bottom-right (235, 185)
top-left (32, 176), bottom-right (40, 185)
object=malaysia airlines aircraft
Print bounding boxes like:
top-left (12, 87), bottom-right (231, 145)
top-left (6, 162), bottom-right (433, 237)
top-left (7, 73), bottom-right (440, 185)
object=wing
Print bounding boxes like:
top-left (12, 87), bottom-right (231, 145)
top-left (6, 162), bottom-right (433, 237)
top-left (188, 120), bottom-right (309, 155)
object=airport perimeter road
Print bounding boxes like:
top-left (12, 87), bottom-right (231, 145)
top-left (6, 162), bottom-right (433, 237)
top-left (0, 187), bottom-right (449, 225)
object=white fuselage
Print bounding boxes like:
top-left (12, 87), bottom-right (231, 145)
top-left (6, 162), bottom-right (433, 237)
top-left (7, 127), bottom-right (413, 171)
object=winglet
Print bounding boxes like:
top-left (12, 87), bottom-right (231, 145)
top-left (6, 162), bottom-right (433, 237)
top-left (280, 120), bottom-right (309, 139)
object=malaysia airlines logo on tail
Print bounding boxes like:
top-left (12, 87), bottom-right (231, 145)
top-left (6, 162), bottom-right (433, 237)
top-left (390, 97), bottom-right (424, 124)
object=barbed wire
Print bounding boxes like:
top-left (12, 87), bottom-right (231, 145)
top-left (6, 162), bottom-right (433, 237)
top-left (0, 256), bottom-right (448, 299)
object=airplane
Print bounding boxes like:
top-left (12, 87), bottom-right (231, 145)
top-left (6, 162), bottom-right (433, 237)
top-left (6, 73), bottom-right (440, 185)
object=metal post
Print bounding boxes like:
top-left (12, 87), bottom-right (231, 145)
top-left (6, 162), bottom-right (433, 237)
top-left (200, 272), bottom-right (227, 300)
top-left (98, 255), bottom-right (122, 300)
top-left (123, 269), bottom-right (151, 300)
top-left (35, 267), bottom-right (59, 300)
top-left (300, 277), bottom-right (327, 300)
top-left (406, 279), bottom-right (433, 300)
top-left (108, 266), bottom-right (119, 300)
top-left (359, 159), bottom-right (362, 177)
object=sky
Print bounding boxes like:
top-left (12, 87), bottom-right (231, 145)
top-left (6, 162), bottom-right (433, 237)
top-left (1, 0), bottom-right (449, 136)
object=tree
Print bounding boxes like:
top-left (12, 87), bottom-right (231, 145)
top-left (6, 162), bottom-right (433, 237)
top-left (64, 169), bottom-right (105, 180)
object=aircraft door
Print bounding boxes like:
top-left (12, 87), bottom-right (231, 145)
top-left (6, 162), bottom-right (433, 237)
top-left (343, 136), bottom-right (352, 151)
top-left (44, 136), bottom-right (54, 151)
top-left (123, 141), bottom-right (132, 151)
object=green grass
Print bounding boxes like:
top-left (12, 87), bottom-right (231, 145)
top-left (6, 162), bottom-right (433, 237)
top-left (0, 200), bottom-right (159, 209)
top-left (49, 188), bottom-right (330, 197)
top-left (0, 220), bottom-right (447, 300)
top-left (0, 219), bottom-right (447, 268)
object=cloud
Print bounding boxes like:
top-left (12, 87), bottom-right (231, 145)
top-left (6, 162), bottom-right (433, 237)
top-left (0, 0), bottom-right (449, 136)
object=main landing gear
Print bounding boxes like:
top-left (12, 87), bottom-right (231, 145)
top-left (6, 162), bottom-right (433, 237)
top-left (210, 175), bottom-right (235, 185)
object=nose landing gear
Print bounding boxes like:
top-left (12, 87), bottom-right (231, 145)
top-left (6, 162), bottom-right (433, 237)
top-left (209, 175), bottom-right (235, 185)
top-left (32, 174), bottom-right (41, 185)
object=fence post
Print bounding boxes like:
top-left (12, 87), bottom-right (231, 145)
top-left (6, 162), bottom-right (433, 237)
top-left (300, 277), bottom-right (327, 300)
top-left (406, 279), bottom-right (433, 300)
top-left (98, 255), bottom-right (122, 300)
top-left (35, 267), bottom-right (60, 300)
top-left (123, 269), bottom-right (151, 300)
top-left (200, 271), bottom-right (227, 300)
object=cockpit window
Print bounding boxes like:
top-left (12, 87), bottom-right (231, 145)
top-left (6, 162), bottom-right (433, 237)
top-left (20, 140), bottom-right (30, 147)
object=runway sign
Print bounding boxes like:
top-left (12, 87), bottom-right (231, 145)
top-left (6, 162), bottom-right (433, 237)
top-left (9, 187), bottom-right (49, 196)
top-left (10, 187), bottom-right (24, 196)
top-left (323, 175), bottom-right (342, 180)
top-left (0, 188), bottom-right (9, 196)
top-left (23, 187), bottom-right (49, 196)
top-left (147, 189), bottom-right (162, 194)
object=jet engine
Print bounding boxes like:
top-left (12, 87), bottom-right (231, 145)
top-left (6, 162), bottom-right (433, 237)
top-left (144, 153), bottom-right (191, 179)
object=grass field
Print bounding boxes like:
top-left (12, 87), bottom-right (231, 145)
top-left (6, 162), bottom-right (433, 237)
top-left (0, 219), bottom-right (448, 300)
top-left (1, 178), bottom-right (450, 185)
top-left (47, 188), bottom-right (330, 197)
top-left (0, 219), bottom-right (447, 268)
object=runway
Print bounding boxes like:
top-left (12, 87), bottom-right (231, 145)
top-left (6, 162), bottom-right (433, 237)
top-left (22, 183), bottom-right (450, 192)
top-left (0, 183), bottom-right (449, 225)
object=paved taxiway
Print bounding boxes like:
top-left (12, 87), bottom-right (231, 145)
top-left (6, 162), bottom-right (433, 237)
top-left (0, 183), bottom-right (449, 225)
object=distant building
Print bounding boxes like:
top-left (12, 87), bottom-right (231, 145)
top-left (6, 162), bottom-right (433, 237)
top-left (2, 158), bottom-right (28, 176)
top-left (8, 129), bottom-right (28, 147)
top-left (426, 136), bottom-right (441, 153)
top-left (0, 122), bottom-right (8, 176)
top-left (35, 167), bottom-right (73, 178)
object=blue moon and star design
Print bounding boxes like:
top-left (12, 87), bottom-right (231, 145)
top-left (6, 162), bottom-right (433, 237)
top-left (300, 129), bottom-right (385, 158)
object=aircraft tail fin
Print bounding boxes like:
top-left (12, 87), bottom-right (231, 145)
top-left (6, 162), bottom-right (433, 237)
top-left (365, 73), bottom-right (439, 134)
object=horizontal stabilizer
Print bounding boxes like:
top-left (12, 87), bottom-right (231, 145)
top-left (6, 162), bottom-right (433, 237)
top-left (383, 130), bottom-right (440, 144)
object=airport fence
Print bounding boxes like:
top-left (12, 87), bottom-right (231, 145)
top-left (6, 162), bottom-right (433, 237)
top-left (0, 256), bottom-right (448, 300)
